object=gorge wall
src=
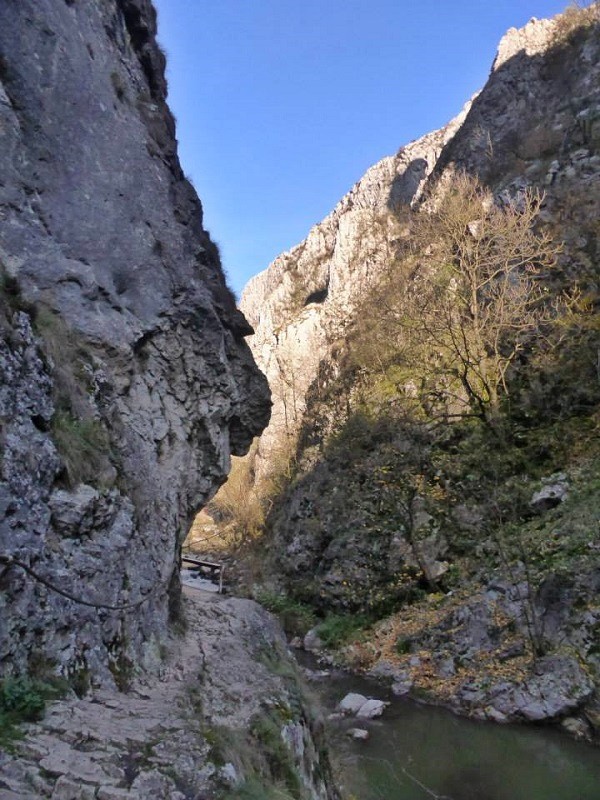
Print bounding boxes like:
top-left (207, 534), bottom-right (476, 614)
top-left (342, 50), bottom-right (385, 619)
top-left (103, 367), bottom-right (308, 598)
top-left (241, 12), bottom-right (600, 484)
top-left (238, 10), bottom-right (600, 734)
top-left (241, 104), bottom-right (471, 478)
top-left (0, 0), bottom-right (270, 683)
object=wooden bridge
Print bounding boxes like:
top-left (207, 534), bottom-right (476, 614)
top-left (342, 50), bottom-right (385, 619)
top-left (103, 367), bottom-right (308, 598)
top-left (181, 554), bottom-right (225, 594)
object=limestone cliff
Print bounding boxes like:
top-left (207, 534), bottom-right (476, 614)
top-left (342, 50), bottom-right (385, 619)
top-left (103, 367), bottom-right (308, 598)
top-left (0, 1), bottom-right (270, 683)
top-left (238, 9), bottom-right (600, 735)
top-left (241, 106), bottom-right (470, 477)
top-left (241, 9), bottom-right (600, 575)
top-left (242, 12), bottom-right (600, 482)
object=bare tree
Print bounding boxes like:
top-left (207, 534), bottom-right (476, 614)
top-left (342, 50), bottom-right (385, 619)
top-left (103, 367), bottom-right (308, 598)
top-left (357, 174), bottom-right (562, 424)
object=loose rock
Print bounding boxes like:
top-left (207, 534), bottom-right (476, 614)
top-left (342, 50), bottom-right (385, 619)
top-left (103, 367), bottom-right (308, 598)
top-left (347, 728), bottom-right (370, 741)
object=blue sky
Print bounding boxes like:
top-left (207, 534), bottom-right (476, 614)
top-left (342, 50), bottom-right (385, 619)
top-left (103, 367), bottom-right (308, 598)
top-left (153, 0), bottom-right (569, 296)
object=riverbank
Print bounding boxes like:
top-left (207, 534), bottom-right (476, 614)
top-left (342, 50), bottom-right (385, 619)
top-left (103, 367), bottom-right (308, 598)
top-left (300, 653), bottom-right (600, 800)
top-left (4, 582), bottom-right (596, 800)
top-left (237, 450), bottom-right (600, 745)
top-left (294, 570), bottom-right (600, 745)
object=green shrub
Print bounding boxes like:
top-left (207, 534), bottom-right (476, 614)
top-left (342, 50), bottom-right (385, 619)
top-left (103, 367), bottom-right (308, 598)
top-left (52, 411), bottom-right (112, 487)
top-left (0, 677), bottom-right (46, 720)
top-left (222, 779), bottom-right (297, 800)
top-left (249, 713), bottom-right (302, 798)
top-left (395, 637), bottom-right (412, 655)
top-left (0, 675), bottom-right (66, 749)
top-left (29, 309), bottom-right (116, 489)
top-left (0, 267), bottom-right (36, 318)
top-left (255, 590), bottom-right (317, 637)
top-left (316, 613), bottom-right (371, 648)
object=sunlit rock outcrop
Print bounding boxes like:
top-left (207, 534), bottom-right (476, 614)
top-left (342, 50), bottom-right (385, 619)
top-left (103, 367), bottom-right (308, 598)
top-left (241, 108), bottom-right (469, 476)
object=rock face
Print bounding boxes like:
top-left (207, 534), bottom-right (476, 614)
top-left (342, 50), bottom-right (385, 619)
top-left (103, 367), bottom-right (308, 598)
top-left (361, 568), bottom-right (600, 727)
top-left (238, 10), bottom-right (600, 732)
top-left (242, 10), bottom-right (600, 470)
top-left (239, 10), bottom-right (600, 605)
top-left (433, 13), bottom-right (600, 191)
top-left (241, 106), bottom-right (469, 476)
top-left (0, 1), bottom-right (270, 682)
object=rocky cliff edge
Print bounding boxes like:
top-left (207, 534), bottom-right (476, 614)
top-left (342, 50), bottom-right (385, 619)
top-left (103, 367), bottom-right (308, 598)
top-left (0, 0), bottom-right (271, 683)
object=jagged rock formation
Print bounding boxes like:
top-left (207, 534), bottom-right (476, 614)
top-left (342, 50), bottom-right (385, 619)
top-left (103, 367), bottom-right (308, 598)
top-left (434, 15), bottom-right (600, 190)
top-left (241, 106), bottom-right (470, 475)
top-left (0, 1), bottom-right (270, 683)
top-left (239, 9), bottom-right (600, 734)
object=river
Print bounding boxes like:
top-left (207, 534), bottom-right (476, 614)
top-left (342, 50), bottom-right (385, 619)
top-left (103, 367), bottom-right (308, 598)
top-left (301, 657), bottom-right (600, 800)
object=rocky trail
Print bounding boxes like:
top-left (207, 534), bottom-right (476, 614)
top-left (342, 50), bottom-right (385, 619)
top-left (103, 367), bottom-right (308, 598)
top-left (0, 590), bottom-right (335, 800)
top-left (1, 591), bottom-right (234, 800)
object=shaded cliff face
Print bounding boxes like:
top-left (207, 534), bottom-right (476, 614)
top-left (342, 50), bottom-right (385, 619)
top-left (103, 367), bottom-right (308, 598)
top-left (433, 16), bottom-right (600, 213)
top-left (0, 0), bottom-right (270, 682)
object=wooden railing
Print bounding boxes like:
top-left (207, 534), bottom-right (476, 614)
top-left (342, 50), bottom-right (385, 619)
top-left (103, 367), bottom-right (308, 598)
top-left (181, 554), bottom-right (225, 594)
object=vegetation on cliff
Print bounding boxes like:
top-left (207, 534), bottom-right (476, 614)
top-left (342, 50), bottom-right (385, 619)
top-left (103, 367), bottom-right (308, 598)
top-left (265, 167), bottom-right (596, 600)
top-left (200, 4), bottom-right (600, 735)
top-left (259, 170), bottom-right (599, 728)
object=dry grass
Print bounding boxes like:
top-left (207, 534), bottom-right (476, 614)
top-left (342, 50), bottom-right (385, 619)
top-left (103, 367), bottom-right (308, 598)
top-left (208, 454), bottom-right (266, 549)
top-left (550, 1), bottom-right (600, 49)
top-left (337, 587), bottom-right (533, 702)
top-left (194, 434), bottom-right (298, 555)
top-left (185, 510), bottom-right (229, 553)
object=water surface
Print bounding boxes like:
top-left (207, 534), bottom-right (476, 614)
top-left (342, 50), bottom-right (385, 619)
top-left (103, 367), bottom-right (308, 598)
top-left (303, 659), bottom-right (600, 800)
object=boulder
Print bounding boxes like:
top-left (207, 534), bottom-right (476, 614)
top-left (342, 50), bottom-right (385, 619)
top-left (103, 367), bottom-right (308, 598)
top-left (303, 628), bottom-right (324, 652)
top-left (485, 655), bottom-right (593, 722)
top-left (338, 693), bottom-right (388, 718)
top-left (131, 771), bottom-right (185, 800)
top-left (391, 675), bottom-right (414, 696)
top-left (530, 473), bottom-right (569, 512)
top-left (338, 693), bottom-right (368, 715)
top-left (303, 668), bottom-right (331, 681)
top-left (356, 699), bottom-right (388, 719)
top-left (561, 716), bottom-right (591, 740)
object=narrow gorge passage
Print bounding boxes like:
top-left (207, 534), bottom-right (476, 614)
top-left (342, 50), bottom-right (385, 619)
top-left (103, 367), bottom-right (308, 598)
top-left (2, 2), bottom-right (600, 799)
